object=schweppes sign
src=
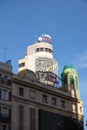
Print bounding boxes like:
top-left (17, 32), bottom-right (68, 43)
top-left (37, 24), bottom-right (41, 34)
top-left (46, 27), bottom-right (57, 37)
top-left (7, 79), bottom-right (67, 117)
top-left (38, 34), bottom-right (51, 43)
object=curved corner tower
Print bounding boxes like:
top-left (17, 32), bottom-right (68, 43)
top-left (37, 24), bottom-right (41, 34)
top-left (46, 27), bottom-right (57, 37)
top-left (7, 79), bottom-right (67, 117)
top-left (18, 34), bottom-right (58, 85)
top-left (61, 65), bottom-right (80, 99)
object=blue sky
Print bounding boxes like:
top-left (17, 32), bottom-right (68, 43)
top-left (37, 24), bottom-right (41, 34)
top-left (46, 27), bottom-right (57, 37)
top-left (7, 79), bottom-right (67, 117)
top-left (0, 0), bottom-right (87, 129)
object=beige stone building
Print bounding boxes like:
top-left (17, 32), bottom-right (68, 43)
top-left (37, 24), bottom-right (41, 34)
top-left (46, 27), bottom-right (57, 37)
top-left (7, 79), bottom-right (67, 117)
top-left (11, 69), bottom-right (84, 130)
top-left (0, 61), bottom-right (13, 130)
top-left (0, 34), bottom-right (84, 130)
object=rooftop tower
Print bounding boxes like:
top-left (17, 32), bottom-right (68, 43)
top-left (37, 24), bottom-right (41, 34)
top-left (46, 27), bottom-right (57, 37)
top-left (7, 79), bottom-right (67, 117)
top-left (61, 65), bottom-right (80, 99)
top-left (18, 34), bottom-right (58, 85)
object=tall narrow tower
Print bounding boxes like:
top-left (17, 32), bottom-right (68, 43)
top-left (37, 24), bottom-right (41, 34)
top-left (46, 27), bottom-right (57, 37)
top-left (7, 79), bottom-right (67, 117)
top-left (18, 34), bottom-right (58, 85)
top-left (61, 65), bottom-right (80, 99)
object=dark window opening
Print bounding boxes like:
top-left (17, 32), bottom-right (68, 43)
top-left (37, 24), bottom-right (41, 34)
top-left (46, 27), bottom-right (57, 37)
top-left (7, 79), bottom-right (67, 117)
top-left (42, 94), bottom-right (47, 103)
top-left (70, 75), bottom-right (74, 86)
top-left (19, 63), bottom-right (25, 68)
top-left (52, 98), bottom-right (57, 105)
top-left (19, 87), bottom-right (24, 96)
top-left (61, 100), bottom-right (65, 108)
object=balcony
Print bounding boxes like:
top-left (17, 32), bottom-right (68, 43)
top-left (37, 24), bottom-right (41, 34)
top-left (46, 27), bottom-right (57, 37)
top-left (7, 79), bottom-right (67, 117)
top-left (0, 113), bottom-right (11, 123)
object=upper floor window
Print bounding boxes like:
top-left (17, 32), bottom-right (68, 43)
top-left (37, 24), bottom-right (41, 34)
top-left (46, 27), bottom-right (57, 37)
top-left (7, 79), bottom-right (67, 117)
top-left (40, 48), bottom-right (44, 51)
top-left (80, 106), bottom-right (82, 113)
top-left (36, 48), bottom-right (52, 53)
top-left (52, 97), bottom-right (57, 105)
top-left (60, 100), bottom-right (65, 108)
top-left (36, 48), bottom-right (39, 52)
top-left (19, 62), bottom-right (25, 68)
top-left (70, 75), bottom-right (74, 86)
top-left (30, 90), bottom-right (36, 99)
top-left (19, 87), bottom-right (24, 96)
top-left (2, 89), bottom-right (8, 100)
top-left (45, 48), bottom-right (49, 52)
top-left (42, 94), bottom-right (48, 103)
top-left (4, 75), bottom-right (8, 84)
top-left (2, 107), bottom-right (8, 115)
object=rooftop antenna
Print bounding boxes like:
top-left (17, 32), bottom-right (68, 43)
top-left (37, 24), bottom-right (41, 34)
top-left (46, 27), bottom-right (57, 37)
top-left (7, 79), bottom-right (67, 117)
top-left (4, 48), bottom-right (8, 62)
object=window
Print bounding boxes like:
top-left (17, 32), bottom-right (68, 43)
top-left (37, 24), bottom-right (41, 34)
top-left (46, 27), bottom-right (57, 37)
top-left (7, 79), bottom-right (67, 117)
top-left (80, 106), bottom-right (82, 113)
top-left (62, 75), bottom-right (67, 85)
top-left (30, 90), bottom-right (36, 99)
top-left (30, 108), bottom-right (36, 130)
top-left (40, 48), bottom-right (44, 51)
top-left (2, 89), bottom-right (8, 100)
top-left (19, 62), bottom-right (25, 68)
top-left (4, 75), bottom-right (8, 84)
top-left (19, 87), bottom-right (24, 96)
top-left (60, 100), bottom-right (65, 108)
top-left (42, 94), bottom-right (47, 103)
top-left (70, 75), bottom-right (74, 86)
top-left (2, 107), bottom-right (8, 116)
top-left (49, 49), bottom-right (52, 53)
top-left (45, 48), bottom-right (49, 52)
top-left (36, 48), bottom-right (39, 52)
top-left (52, 97), bottom-right (57, 105)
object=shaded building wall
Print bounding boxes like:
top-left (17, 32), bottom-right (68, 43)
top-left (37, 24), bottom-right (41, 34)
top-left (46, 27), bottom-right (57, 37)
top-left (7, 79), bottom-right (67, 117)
top-left (39, 109), bottom-right (84, 130)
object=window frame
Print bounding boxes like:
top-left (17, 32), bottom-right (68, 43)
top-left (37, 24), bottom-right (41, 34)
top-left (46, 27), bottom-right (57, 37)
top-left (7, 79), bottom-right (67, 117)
top-left (60, 100), bottom-right (65, 108)
top-left (19, 87), bottom-right (24, 97)
top-left (52, 97), bottom-right (57, 106)
top-left (2, 89), bottom-right (8, 100)
top-left (42, 94), bottom-right (48, 103)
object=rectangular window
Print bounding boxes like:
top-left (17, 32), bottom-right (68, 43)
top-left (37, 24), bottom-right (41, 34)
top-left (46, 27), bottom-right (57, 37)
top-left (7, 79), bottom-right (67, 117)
top-left (36, 48), bottom-right (39, 52)
top-left (70, 75), bottom-right (74, 86)
top-left (4, 75), bottom-right (8, 84)
top-left (80, 106), bottom-right (82, 113)
top-left (2, 89), bottom-right (8, 100)
top-left (30, 90), bottom-right (36, 99)
top-left (30, 108), bottom-right (35, 130)
top-left (19, 87), bottom-right (24, 96)
top-left (19, 106), bottom-right (24, 130)
top-left (19, 62), bottom-right (25, 68)
top-left (61, 100), bottom-right (65, 108)
top-left (52, 97), bottom-right (57, 105)
top-left (40, 48), bottom-right (44, 51)
top-left (42, 94), bottom-right (47, 103)
top-left (2, 107), bottom-right (8, 118)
